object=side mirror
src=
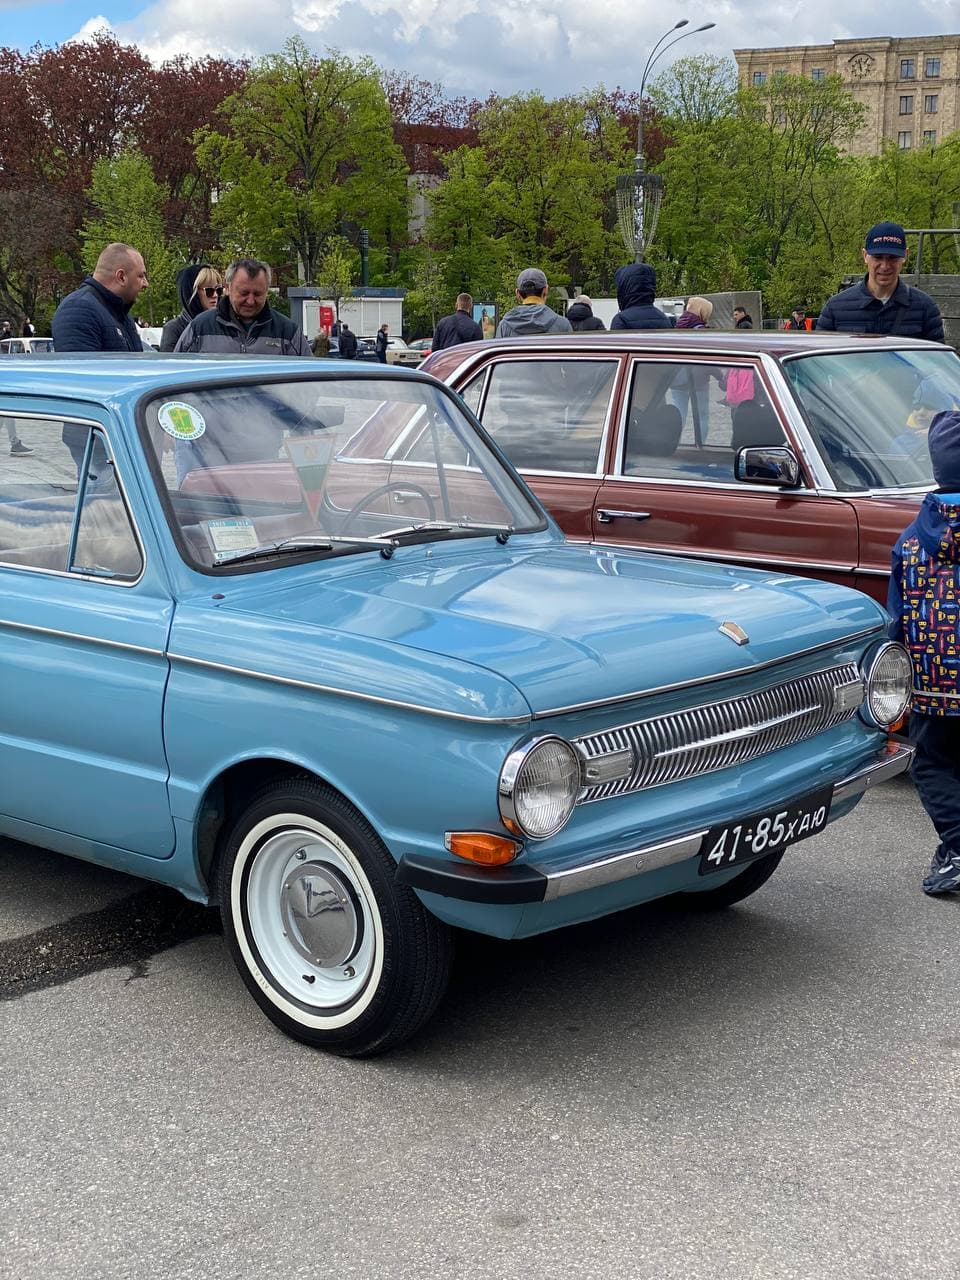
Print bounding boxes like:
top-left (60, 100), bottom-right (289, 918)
top-left (735, 445), bottom-right (801, 487)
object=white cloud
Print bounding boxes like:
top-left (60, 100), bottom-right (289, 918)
top-left (65, 0), bottom-right (960, 94)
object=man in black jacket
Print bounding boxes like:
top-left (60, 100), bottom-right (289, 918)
top-left (432, 293), bottom-right (483, 349)
top-left (610, 263), bottom-right (674, 330)
top-left (52, 242), bottom-right (148, 473)
top-left (52, 243), bottom-right (148, 354)
top-left (375, 323), bottom-right (389, 363)
top-left (817, 222), bottom-right (944, 341)
top-left (338, 323), bottom-right (358, 359)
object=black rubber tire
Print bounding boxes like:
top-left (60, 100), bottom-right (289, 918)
top-left (215, 775), bottom-right (453, 1057)
top-left (678, 848), bottom-right (786, 910)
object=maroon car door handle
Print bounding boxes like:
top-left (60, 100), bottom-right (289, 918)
top-left (596, 509), bottom-right (652, 523)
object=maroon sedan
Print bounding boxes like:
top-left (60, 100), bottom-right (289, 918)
top-left (421, 331), bottom-right (960, 605)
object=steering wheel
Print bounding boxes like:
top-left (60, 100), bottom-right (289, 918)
top-left (340, 480), bottom-right (437, 533)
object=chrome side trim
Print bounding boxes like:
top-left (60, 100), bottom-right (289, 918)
top-left (0, 616), bottom-right (164, 657)
top-left (831, 743), bottom-right (913, 803)
top-left (168, 652), bottom-right (531, 724)
top-left (599, 539), bottom-right (856, 575)
top-left (537, 831), bottom-right (708, 901)
top-left (532, 625), bottom-right (883, 719)
top-left (534, 743), bottom-right (913, 902)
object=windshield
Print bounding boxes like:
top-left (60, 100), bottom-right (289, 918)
top-left (141, 375), bottom-right (544, 570)
top-left (784, 348), bottom-right (960, 490)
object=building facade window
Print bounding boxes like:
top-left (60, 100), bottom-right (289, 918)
top-left (898, 131), bottom-right (913, 149)
top-left (900, 58), bottom-right (916, 79)
top-left (810, 67), bottom-right (825, 82)
top-left (752, 70), bottom-right (766, 86)
top-left (923, 129), bottom-right (937, 145)
top-left (924, 94), bottom-right (938, 114)
top-left (772, 68), bottom-right (786, 81)
top-left (899, 95), bottom-right (914, 114)
top-left (925, 57), bottom-right (941, 77)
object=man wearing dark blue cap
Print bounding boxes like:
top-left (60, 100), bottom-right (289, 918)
top-left (816, 221), bottom-right (943, 341)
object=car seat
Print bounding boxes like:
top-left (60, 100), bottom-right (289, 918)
top-left (731, 401), bottom-right (786, 451)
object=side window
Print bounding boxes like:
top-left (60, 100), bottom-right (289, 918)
top-left (622, 361), bottom-right (783, 481)
top-left (0, 414), bottom-right (142, 579)
top-left (478, 359), bottom-right (617, 473)
top-left (458, 375), bottom-right (484, 418)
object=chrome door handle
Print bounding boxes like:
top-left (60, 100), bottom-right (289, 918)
top-left (596, 509), bottom-right (652, 523)
top-left (393, 490), bottom-right (439, 504)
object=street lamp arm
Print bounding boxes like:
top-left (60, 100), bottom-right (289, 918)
top-left (636, 20), bottom-right (717, 167)
top-left (639, 18), bottom-right (688, 97)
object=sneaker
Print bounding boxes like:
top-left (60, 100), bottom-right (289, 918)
top-left (922, 844), bottom-right (960, 896)
top-left (9, 439), bottom-right (33, 456)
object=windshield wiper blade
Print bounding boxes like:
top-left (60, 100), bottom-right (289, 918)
top-left (216, 534), bottom-right (397, 567)
top-left (382, 520), bottom-right (514, 542)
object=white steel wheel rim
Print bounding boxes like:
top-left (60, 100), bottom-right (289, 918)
top-left (232, 813), bottom-right (384, 1029)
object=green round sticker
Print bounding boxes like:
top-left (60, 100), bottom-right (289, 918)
top-left (158, 401), bottom-right (206, 442)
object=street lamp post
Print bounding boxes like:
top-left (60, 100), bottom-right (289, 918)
top-left (616, 18), bottom-right (716, 261)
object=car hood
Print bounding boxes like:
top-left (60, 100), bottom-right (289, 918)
top-left (174, 542), bottom-right (886, 721)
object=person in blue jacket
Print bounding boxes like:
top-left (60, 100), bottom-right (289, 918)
top-left (610, 263), bottom-right (675, 331)
top-left (817, 222), bottom-right (944, 341)
top-left (51, 242), bottom-right (149, 475)
top-left (888, 410), bottom-right (960, 893)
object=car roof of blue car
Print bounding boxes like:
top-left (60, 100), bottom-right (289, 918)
top-left (0, 353), bottom-right (423, 403)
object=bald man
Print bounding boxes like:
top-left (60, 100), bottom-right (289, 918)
top-left (52, 242), bottom-right (149, 353)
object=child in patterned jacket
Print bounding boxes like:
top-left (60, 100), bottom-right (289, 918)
top-left (889, 409), bottom-right (960, 894)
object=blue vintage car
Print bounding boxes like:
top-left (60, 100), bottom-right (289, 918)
top-left (0, 355), bottom-right (912, 1055)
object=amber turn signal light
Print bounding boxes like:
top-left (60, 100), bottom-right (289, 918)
top-left (445, 832), bottom-right (522, 866)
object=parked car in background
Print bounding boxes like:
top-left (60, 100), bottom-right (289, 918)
top-left (422, 331), bottom-right (960, 605)
top-left (137, 327), bottom-right (164, 351)
top-left (357, 336), bottom-right (421, 367)
top-left (355, 336), bottom-right (379, 362)
top-left (0, 354), bottom-right (913, 1055)
top-left (408, 337), bottom-right (433, 360)
top-left (0, 337), bottom-right (54, 355)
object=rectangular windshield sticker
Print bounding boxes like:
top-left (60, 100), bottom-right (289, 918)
top-left (205, 517), bottom-right (259, 562)
top-left (284, 435), bottom-right (335, 520)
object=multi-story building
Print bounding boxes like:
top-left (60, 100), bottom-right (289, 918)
top-left (734, 35), bottom-right (960, 155)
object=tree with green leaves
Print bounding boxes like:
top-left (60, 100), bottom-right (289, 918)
top-left (196, 37), bottom-right (408, 284)
top-left (80, 151), bottom-right (183, 322)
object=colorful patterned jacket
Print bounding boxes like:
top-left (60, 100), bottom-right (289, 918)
top-left (888, 491), bottom-right (960, 715)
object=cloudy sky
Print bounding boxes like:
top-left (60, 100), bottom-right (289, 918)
top-left (4, 0), bottom-right (960, 96)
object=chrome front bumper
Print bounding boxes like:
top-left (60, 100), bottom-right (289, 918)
top-left (396, 743), bottom-right (914, 905)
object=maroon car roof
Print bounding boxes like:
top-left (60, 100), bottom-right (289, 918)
top-left (422, 330), bottom-right (946, 379)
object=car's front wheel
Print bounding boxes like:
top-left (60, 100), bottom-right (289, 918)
top-left (678, 849), bottom-right (786, 910)
top-left (216, 777), bottom-right (452, 1056)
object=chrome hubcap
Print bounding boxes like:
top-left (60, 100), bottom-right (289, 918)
top-left (280, 858), bottom-right (362, 968)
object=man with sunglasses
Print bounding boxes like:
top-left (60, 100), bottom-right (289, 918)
top-left (174, 258), bottom-right (312, 357)
top-left (161, 264), bottom-right (223, 351)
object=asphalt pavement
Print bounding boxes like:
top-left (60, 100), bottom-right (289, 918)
top-left (2, 775), bottom-right (958, 1280)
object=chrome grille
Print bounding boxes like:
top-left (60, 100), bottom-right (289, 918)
top-left (576, 663), bottom-right (862, 802)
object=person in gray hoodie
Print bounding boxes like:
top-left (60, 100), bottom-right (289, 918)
top-left (610, 263), bottom-right (674, 331)
top-left (496, 268), bottom-right (572, 337)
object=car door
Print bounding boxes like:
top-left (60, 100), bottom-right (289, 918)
top-left (0, 406), bottom-right (176, 857)
top-left (592, 355), bottom-right (860, 587)
top-left (458, 353), bottom-right (622, 540)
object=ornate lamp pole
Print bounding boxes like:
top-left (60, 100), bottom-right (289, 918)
top-left (616, 18), bottom-right (716, 261)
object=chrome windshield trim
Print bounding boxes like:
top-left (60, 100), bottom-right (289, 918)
top-left (0, 616), bottom-right (164, 656)
top-left (531, 624), bottom-right (884, 719)
top-left (168, 653), bottom-right (531, 724)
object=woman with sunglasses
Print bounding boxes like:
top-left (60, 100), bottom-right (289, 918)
top-left (161, 264), bottom-right (224, 351)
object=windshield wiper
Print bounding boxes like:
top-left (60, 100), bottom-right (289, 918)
top-left (381, 520), bottom-right (514, 544)
top-left (216, 534), bottom-right (398, 567)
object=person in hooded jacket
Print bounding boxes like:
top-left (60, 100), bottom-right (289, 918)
top-left (610, 263), bottom-right (674, 331)
top-left (161, 264), bottom-right (223, 351)
top-left (496, 269), bottom-right (572, 337)
top-left (567, 295), bottom-right (605, 332)
top-left (889, 410), bottom-right (960, 894)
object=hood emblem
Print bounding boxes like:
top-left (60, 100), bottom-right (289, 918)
top-left (719, 621), bottom-right (750, 646)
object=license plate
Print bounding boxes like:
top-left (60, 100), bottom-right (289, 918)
top-left (699, 786), bottom-right (834, 876)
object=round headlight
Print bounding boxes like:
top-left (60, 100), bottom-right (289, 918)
top-left (860, 641), bottom-right (912, 728)
top-left (499, 736), bottom-right (581, 840)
